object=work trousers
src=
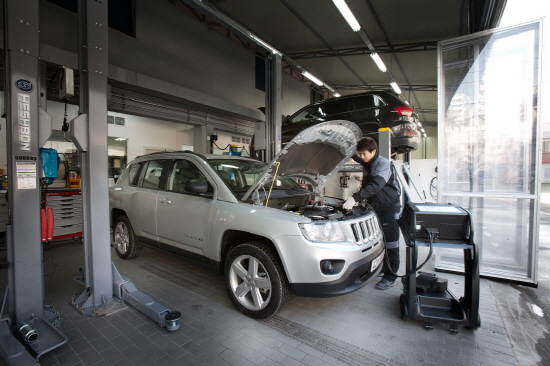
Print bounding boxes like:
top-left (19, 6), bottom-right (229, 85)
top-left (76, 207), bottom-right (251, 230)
top-left (377, 208), bottom-right (400, 282)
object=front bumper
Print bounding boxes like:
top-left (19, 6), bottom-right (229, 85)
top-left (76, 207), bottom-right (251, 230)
top-left (289, 244), bottom-right (384, 297)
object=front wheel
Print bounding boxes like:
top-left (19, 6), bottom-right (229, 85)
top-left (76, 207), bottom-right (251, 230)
top-left (113, 216), bottom-right (142, 259)
top-left (225, 241), bottom-right (289, 319)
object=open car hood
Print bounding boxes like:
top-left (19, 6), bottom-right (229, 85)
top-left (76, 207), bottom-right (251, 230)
top-left (242, 120), bottom-right (362, 203)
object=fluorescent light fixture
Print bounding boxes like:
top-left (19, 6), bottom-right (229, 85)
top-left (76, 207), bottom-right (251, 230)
top-left (417, 121), bottom-right (422, 127)
top-left (332, 0), bottom-right (361, 32)
top-left (370, 53), bottom-right (387, 72)
top-left (302, 71), bottom-right (324, 86)
top-left (114, 137), bottom-right (127, 141)
top-left (423, 133), bottom-right (427, 138)
top-left (249, 33), bottom-right (281, 55)
top-left (420, 128), bottom-right (425, 133)
top-left (390, 81), bottom-right (402, 94)
top-left (334, 92), bottom-right (341, 97)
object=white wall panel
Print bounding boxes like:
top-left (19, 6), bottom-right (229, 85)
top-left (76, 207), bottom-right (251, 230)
top-left (39, 0), bottom-right (310, 121)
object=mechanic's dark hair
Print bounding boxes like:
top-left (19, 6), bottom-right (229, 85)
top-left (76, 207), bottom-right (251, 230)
top-left (356, 137), bottom-right (378, 153)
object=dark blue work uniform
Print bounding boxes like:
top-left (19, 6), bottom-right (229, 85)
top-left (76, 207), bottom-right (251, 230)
top-left (352, 153), bottom-right (401, 282)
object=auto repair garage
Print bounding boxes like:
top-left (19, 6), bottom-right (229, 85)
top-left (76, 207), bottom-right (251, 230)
top-left (0, 0), bottom-right (549, 365)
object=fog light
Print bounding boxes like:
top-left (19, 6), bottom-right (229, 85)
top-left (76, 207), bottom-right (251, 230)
top-left (321, 260), bottom-right (334, 274)
top-left (320, 260), bottom-right (344, 275)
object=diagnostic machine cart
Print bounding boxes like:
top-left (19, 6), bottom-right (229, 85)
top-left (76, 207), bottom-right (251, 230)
top-left (398, 202), bottom-right (481, 333)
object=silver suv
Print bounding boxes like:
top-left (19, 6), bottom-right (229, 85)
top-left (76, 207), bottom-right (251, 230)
top-left (109, 121), bottom-right (385, 319)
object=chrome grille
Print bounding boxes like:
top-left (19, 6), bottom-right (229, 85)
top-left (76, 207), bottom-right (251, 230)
top-left (347, 214), bottom-right (381, 247)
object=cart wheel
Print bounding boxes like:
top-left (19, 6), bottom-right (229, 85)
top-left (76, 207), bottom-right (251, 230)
top-left (467, 315), bottom-right (481, 330)
top-left (400, 294), bottom-right (408, 320)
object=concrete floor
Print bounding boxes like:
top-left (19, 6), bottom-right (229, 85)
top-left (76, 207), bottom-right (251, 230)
top-left (1, 195), bottom-right (549, 366)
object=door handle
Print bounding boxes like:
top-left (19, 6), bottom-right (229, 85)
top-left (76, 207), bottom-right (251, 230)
top-left (159, 198), bottom-right (172, 204)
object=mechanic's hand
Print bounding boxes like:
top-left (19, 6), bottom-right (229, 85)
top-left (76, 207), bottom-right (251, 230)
top-left (343, 197), bottom-right (356, 210)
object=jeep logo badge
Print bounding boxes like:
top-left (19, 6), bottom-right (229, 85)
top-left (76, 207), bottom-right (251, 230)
top-left (16, 79), bottom-right (34, 93)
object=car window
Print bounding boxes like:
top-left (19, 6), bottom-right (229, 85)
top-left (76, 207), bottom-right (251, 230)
top-left (209, 159), bottom-right (304, 195)
top-left (168, 159), bottom-right (212, 195)
top-left (290, 105), bottom-right (323, 124)
top-left (127, 163), bottom-right (141, 186)
top-left (318, 98), bottom-right (352, 116)
top-left (138, 160), bottom-right (165, 189)
top-left (351, 95), bottom-right (376, 109)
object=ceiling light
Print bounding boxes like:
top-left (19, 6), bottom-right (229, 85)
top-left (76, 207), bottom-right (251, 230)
top-left (302, 71), bottom-right (324, 86)
top-left (114, 137), bottom-right (127, 141)
top-left (420, 128), bottom-right (425, 133)
top-left (249, 33), bottom-right (281, 55)
top-left (423, 133), bottom-right (427, 138)
top-left (332, 0), bottom-right (361, 32)
top-left (417, 121), bottom-right (422, 127)
top-left (334, 92), bottom-right (341, 97)
top-left (390, 81), bottom-right (402, 94)
top-left (370, 53), bottom-right (387, 72)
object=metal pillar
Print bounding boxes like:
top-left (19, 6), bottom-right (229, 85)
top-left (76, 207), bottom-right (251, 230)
top-left (2, 0), bottom-right (67, 363)
top-left (193, 124), bottom-right (214, 154)
top-left (68, 0), bottom-right (114, 314)
top-left (4, 0), bottom-right (42, 323)
top-left (264, 53), bottom-right (282, 162)
top-left (377, 129), bottom-right (391, 159)
top-left (68, 1), bottom-right (181, 330)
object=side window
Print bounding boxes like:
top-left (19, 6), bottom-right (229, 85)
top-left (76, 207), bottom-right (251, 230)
top-left (290, 105), bottom-right (323, 124)
top-left (352, 95), bottom-right (376, 110)
top-left (138, 160), bottom-right (165, 189)
top-left (374, 95), bottom-right (386, 106)
top-left (168, 159), bottom-right (211, 195)
top-left (318, 98), bottom-right (352, 116)
top-left (127, 163), bottom-right (141, 186)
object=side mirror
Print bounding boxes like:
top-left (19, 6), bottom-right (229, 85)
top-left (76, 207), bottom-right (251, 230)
top-left (184, 179), bottom-right (208, 193)
top-left (283, 115), bottom-right (291, 125)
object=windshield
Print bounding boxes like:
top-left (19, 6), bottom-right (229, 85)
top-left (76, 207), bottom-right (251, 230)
top-left (208, 158), bottom-right (303, 194)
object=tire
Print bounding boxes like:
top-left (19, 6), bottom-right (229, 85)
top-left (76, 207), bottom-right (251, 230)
top-left (224, 241), bottom-right (289, 319)
top-left (113, 216), bottom-right (142, 259)
top-left (400, 294), bottom-right (408, 320)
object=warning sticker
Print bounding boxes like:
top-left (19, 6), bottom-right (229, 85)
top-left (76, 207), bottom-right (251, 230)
top-left (16, 162), bottom-right (36, 189)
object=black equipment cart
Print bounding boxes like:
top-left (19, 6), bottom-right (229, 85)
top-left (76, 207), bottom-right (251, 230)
top-left (398, 202), bottom-right (481, 333)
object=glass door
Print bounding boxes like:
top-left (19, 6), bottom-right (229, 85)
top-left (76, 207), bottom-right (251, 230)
top-left (437, 21), bottom-right (542, 285)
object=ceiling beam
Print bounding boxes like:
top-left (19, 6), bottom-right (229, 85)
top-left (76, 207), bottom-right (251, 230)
top-left (278, 0), bottom-right (369, 88)
top-left (287, 41), bottom-right (438, 59)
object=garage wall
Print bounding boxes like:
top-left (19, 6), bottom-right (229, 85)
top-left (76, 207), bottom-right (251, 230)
top-left (410, 125), bottom-right (438, 160)
top-left (39, 0), bottom-right (311, 119)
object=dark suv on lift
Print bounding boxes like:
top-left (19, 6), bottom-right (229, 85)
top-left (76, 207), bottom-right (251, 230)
top-left (282, 90), bottom-right (421, 154)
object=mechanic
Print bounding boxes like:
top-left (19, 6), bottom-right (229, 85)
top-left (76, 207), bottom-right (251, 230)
top-left (343, 137), bottom-right (402, 290)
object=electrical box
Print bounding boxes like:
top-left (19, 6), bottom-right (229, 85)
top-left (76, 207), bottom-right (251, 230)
top-left (254, 121), bottom-right (266, 150)
top-left (399, 202), bottom-right (471, 242)
top-left (58, 66), bottom-right (74, 100)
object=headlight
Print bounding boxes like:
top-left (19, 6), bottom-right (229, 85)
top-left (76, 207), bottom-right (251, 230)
top-left (299, 222), bottom-right (346, 242)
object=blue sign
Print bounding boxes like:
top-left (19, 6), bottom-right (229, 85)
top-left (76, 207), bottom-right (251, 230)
top-left (16, 79), bottom-right (34, 93)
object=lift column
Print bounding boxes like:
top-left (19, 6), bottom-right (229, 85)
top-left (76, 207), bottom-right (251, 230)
top-left (2, 0), bottom-right (67, 363)
top-left (69, 0), bottom-right (114, 313)
top-left (4, 0), bottom-right (43, 325)
top-left (264, 53), bottom-right (282, 162)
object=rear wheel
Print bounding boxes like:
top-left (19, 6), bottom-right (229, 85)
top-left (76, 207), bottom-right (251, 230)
top-left (225, 241), bottom-right (289, 319)
top-left (113, 216), bottom-right (142, 259)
